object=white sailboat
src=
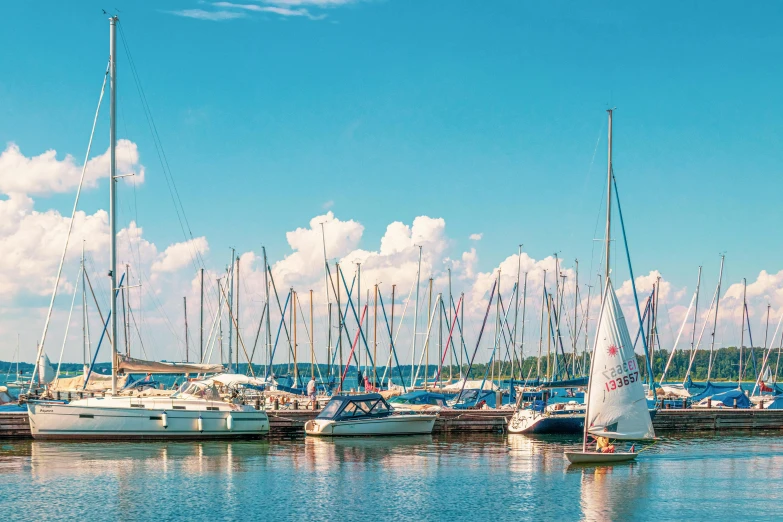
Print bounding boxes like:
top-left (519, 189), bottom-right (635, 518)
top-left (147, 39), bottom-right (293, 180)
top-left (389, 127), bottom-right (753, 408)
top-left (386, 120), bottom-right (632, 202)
top-left (565, 110), bottom-right (655, 464)
top-left (27, 16), bottom-right (269, 440)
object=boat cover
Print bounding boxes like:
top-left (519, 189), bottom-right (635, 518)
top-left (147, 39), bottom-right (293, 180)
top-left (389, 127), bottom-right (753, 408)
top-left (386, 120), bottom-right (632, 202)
top-left (117, 355), bottom-right (224, 374)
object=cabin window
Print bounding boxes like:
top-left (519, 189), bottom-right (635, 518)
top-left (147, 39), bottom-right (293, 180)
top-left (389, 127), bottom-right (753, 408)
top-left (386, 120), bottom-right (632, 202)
top-left (369, 400), bottom-right (390, 415)
top-left (317, 400), bottom-right (341, 419)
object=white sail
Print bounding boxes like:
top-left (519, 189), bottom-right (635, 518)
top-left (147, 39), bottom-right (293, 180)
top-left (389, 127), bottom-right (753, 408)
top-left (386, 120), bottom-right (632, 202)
top-left (585, 279), bottom-right (655, 440)
top-left (37, 353), bottom-right (55, 385)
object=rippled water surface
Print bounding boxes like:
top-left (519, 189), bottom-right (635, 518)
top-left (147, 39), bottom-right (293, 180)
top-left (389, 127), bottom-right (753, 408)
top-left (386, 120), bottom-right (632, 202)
top-left (2, 433), bottom-right (782, 521)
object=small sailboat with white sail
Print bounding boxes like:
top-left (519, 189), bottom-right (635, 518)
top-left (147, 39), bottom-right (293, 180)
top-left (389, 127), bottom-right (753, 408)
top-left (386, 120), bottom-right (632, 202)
top-left (565, 110), bottom-right (656, 464)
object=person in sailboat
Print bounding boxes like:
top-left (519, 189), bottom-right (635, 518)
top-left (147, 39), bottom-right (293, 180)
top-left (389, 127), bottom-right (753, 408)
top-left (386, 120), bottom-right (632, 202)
top-left (595, 436), bottom-right (615, 454)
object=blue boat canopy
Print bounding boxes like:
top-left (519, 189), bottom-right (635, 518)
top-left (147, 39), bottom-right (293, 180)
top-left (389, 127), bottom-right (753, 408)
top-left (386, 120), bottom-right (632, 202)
top-left (316, 393), bottom-right (393, 421)
top-left (388, 391), bottom-right (447, 407)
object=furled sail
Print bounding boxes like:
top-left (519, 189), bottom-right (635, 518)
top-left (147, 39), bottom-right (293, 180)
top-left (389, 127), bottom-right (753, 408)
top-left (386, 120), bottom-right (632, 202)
top-left (117, 354), bottom-right (224, 374)
top-left (585, 280), bottom-right (655, 440)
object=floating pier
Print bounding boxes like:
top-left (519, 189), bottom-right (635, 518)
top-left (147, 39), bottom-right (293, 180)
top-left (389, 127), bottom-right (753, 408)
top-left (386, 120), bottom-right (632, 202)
top-left (3, 408), bottom-right (783, 439)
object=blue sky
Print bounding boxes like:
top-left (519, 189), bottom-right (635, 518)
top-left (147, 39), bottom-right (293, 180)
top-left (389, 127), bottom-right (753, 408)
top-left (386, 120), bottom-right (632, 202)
top-left (0, 1), bottom-right (782, 363)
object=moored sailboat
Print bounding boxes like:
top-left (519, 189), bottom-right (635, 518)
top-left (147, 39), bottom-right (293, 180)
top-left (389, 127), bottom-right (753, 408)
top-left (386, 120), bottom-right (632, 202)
top-left (26, 16), bottom-right (269, 440)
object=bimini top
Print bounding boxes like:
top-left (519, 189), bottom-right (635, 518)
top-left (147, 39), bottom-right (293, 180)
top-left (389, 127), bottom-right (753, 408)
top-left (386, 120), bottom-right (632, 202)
top-left (389, 390), bottom-right (447, 407)
top-left (317, 393), bottom-right (393, 421)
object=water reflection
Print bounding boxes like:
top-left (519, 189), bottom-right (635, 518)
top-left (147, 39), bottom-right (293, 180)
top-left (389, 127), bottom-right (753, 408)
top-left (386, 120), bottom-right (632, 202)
top-left (1, 434), bottom-right (783, 520)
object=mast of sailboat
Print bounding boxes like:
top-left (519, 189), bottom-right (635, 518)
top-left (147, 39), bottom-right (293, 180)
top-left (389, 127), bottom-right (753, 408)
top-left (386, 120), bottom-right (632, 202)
top-left (82, 241), bottom-right (88, 373)
top-left (582, 109), bottom-right (613, 452)
top-left (311, 289), bottom-right (315, 380)
top-left (512, 245), bottom-right (522, 382)
top-left (738, 278), bottom-right (747, 388)
top-left (605, 108), bottom-right (613, 289)
top-left (706, 255), bottom-right (725, 381)
top-left (184, 297), bottom-right (188, 363)
top-left (573, 259), bottom-right (578, 376)
top-left (236, 254), bottom-right (240, 373)
top-left (448, 268), bottom-right (453, 382)
top-left (263, 247), bottom-right (272, 378)
top-left (411, 246), bottom-right (422, 387)
top-left (200, 268), bottom-right (204, 363)
top-left (109, 16), bottom-right (118, 395)
top-left (537, 270), bottom-right (546, 381)
top-left (691, 266), bottom-right (702, 355)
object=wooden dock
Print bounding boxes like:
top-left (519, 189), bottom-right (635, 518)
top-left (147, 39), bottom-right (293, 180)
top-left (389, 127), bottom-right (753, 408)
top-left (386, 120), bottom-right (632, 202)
top-left (3, 408), bottom-right (783, 439)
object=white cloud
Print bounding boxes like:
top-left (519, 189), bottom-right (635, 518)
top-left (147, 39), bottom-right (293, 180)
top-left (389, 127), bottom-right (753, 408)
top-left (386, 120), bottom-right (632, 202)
top-left (167, 9), bottom-right (246, 21)
top-left (151, 237), bottom-right (209, 274)
top-left (0, 140), bottom-right (144, 196)
top-left (469, 233), bottom-right (482, 241)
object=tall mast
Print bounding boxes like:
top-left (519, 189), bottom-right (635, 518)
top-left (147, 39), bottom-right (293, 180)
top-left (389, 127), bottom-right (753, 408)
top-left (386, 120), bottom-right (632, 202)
top-left (82, 241), bottom-right (88, 373)
top-left (262, 247), bottom-right (272, 378)
top-left (707, 255), bottom-right (725, 381)
top-left (512, 245), bottom-right (522, 382)
top-left (738, 278), bottom-right (747, 388)
top-left (183, 297), bottom-right (188, 363)
top-left (228, 248), bottom-right (235, 371)
top-left (411, 245), bottom-right (422, 387)
top-left (236, 254), bottom-right (240, 373)
top-left (690, 266), bottom-right (702, 353)
top-left (573, 259), bottom-right (579, 376)
top-left (109, 16), bottom-right (118, 395)
top-left (537, 270), bottom-right (547, 380)
top-left (357, 263), bottom-right (361, 375)
top-left (337, 262), bottom-right (343, 391)
top-left (605, 108), bottom-right (613, 287)
top-left (310, 289), bottom-right (314, 380)
top-left (448, 268), bottom-right (453, 381)
top-left (425, 277), bottom-right (433, 388)
top-left (391, 285), bottom-right (396, 386)
top-left (122, 265), bottom-right (128, 356)
top-left (293, 289), bottom-right (297, 385)
top-left (199, 268), bottom-right (204, 363)
top-left (520, 271), bottom-right (528, 375)
top-left (373, 284), bottom-right (378, 388)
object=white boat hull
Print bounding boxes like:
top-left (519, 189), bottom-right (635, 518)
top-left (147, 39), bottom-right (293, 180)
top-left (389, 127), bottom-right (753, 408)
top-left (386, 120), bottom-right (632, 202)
top-left (565, 451), bottom-right (639, 464)
top-left (27, 398), bottom-right (269, 440)
top-left (305, 414), bottom-right (437, 437)
top-left (508, 408), bottom-right (585, 434)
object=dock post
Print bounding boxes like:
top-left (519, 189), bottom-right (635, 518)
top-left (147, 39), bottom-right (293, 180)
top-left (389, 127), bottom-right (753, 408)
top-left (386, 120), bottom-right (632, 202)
top-left (274, 398), bottom-right (279, 410)
top-left (293, 399), bottom-right (299, 410)
top-left (707, 398), bottom-right (712, 408)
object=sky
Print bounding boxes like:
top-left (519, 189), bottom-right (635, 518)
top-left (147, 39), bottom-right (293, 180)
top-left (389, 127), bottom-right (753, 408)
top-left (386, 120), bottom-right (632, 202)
top-left (0, 1), bottom-right (782, 372)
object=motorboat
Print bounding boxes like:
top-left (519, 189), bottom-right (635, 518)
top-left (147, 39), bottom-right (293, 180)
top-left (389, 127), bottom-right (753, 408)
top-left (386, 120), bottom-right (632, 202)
top-left (508, 400), bottom-right (585, 434)
top-left (304, 393), bottom-right (437, 437)
top-left (27, 377), bottom-right (269, 440)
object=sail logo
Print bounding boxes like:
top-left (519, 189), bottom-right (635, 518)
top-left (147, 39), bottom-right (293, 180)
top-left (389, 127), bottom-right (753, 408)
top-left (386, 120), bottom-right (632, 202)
top-left (607, 344), bottom-right (620, 357)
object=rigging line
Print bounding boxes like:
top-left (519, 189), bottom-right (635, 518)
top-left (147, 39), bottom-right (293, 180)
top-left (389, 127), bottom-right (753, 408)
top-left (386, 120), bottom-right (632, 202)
top-left (29, 60), bottom-right (110, 392)
top-left (137, 269), bottom-right (184, 345)
top-left (127, 300), bottom-right (149, 359)
top-left (117, 22), bottom-right (207, 275)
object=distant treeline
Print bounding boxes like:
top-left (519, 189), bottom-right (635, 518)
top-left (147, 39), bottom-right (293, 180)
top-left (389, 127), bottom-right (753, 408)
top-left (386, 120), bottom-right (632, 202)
top-left (2, 346), bottom-right (777, 383)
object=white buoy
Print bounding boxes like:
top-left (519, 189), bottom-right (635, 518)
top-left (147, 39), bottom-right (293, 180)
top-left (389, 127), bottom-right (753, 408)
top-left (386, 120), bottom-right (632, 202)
top-left (161, 411), bottom-right (168, 429)
top-left (227, 413), bottom-right (234, 431)
top-left (197, 415), bottom-right (203, 432)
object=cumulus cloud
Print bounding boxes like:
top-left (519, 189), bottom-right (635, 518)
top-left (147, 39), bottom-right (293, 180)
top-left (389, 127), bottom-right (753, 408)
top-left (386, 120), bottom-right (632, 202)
top-left (0, 140), bottom-right (144, 196)
top-left (151, 237), bottom-right (209, 274)
top-left (469, 233), bottom-right (483, 241)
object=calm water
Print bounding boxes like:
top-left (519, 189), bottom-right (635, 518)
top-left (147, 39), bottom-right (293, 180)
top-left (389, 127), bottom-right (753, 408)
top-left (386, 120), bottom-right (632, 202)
top-left (1, 433), bottom-right (782, 521)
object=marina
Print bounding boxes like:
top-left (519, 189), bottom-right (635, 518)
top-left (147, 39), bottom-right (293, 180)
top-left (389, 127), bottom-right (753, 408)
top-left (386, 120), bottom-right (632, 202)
top-left (2, 1), bottom-right (783, 520)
